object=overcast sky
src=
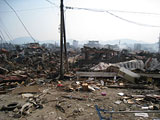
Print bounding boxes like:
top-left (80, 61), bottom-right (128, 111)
top-left (0, 0), bottom-right (160, 44)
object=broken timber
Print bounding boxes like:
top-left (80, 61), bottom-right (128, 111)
top-left (118, 67), bottom-right (140, 83)
top-left (76, 72), bottom-right (117, 80)
top-left (106, 84), bottom-right (153, 89)
top-left (138, 73), bottom-right (160, 79)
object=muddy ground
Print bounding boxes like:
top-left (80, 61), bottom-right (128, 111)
top-left (0, 80), bottom-right (160, 120)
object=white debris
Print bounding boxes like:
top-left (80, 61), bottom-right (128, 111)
top-left (135, 113), bottom-right (149, 117)
top-left (100, 80), bottom-right (104, 86)
top-left (22, 93), bottom-right (33, 98)
top-left (20, 102), bottom-right (33, 114)
top-left (88, 86), bottom-right (95, 91)
top-left (91, 60), bottom-right (145, 71)
top-left (90, 62), bottom-right (110, 71)
top-left (42, 88), bottom-right (51, 94)
top-left (114, 100), bottom-right (122, 105)
top-left (76, 81), bottom-right (80, 85)
top-left (117, 92), bottom-right (124, 96)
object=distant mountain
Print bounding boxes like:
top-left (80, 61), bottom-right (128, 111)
top-left (106, 39), bottom-right (149, 45)
top-left (11, 37), bottom-right (37, 44)
top-left (11, 37), bottom-right (60, 45)
top-left (38, 40), bottom-right (59, 44)
top-left (100, 39), bottom-right (158, 52)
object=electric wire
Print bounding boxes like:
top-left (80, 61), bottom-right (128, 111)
top-left (44, 0), bottom-right (59, 7)
top-left (106, 11), bottom-right (160, 28)
top-left (66, 6), bottom-right (160, 28)
top-left (0, 27), bottom-right (15, 48)
top-left (3, 0), bottom-right (36, 42)
top-left (1, 5), bottom-right (160, 16)
top-left (66, 6), bottom-right (160, 16)
top-left (0, 18), bottom-right (13, 41)
top-left (0, 26), bottom-right (12, 41)
top-left (0, 0), bottom-right (58, 13)
top-left (0, 29), bottom-right (11, 48)
top-left (0, 29), bottom-right (5, 41)
top-left (105, 9), bottom-right (160, 16)
top-left (0, 18), bottom-right (15, 48)
top-left (0, 18), bottom-right (16, 47)
top-left (0, 6), bottom-right (54, 13)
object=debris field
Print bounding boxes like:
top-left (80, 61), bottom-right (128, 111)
top-left (0, 43), bottom-right (160, 120)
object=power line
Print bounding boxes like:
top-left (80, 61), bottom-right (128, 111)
top-left (0, 1), bottom-right (58, 13)
top-left (0, 18), bottom-right (16, 48)
top-left (44, 0), bottom-right (59, 7)
top-left (66, 6), bottom-right (160, 28)
top-left (0, 28), bottom-right (15, 48)
top-left (0, 6), bottom-right (55, 13)
top-left (0, 26), bottom-right (12, 41)
top-left (66, 6), bottom-right (160, 16)
top-left (106, 11), bottom-right (160, 28)
top-left (1, 5), bottom-right (160, 16)
top-left (1, 6), bottom-right (160, 17)
top-left (3, 0), bottom-right (36, 42)
top-left (0, 29), bottom-right (11, 48)
top-left (0, 18), bottom-right (13, 41)
top-left (105, 10), bottom-right (160, 16)
top-left (0, 29), bottom-right (5, 41)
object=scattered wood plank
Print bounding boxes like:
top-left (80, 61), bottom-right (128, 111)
top-left (106, 84), bottom-right (153, 89)
top-left (62, 95), bottom-right (86, 101)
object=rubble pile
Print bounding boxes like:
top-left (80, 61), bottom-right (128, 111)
top-left (73, 47), bottom-right (160, 72)
top-left (0, 43), bottom-right (60, 94)
top-left (0, 45), bottom-right (160, 120)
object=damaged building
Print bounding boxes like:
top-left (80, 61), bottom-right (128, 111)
top-left (1, 40), bottom-right (160, 120)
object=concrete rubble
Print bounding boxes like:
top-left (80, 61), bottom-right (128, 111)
top-left (0, 45), bottom-right (160, 120)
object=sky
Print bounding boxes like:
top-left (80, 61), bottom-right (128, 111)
top-left (0, 0), bottom-right (160, 44)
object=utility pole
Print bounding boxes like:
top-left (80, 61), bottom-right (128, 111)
top-left (62, 9), bottom-right (69, 72)
top-left (60, 0), bottom-right (69, 79)
top-left (159, 33), bottom-right (160, 53)
top-left (0, 35), bottom-right (2, 49)
top-left (60, 0), bottom-right (64, 79)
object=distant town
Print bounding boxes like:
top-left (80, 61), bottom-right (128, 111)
top-left (0, 37), bottom-right (159, 53)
